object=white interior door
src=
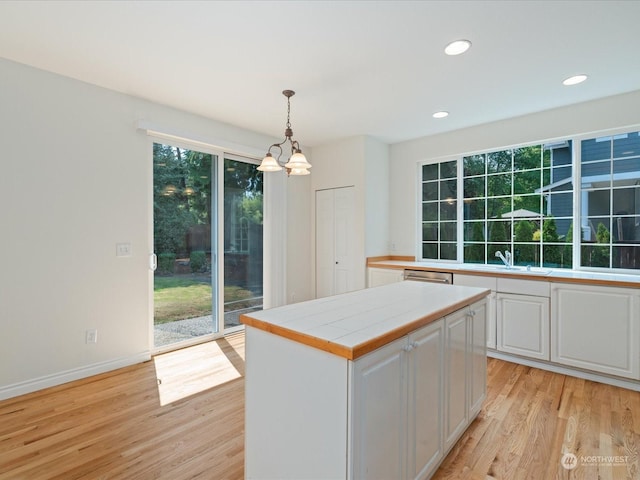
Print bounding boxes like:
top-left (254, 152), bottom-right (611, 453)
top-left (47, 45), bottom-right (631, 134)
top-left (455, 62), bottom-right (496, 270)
top-left (315, 186), bottom-right (356, 298)
top-left (315, 189), bottom-right (335, 298)
top-left (333, 187), bottom-right (355, 294)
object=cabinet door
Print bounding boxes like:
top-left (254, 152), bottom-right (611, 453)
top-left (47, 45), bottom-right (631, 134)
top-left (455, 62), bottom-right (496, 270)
top-left (367, 267), bottom-right (404, 288)
top-left (444, 309), bottom-right (468, 451)
top-left (454, 274), bottom-right (497, 349)
top-left (552, 284), bottom-right (640, 379)
top-left (407, 321), bottom-right (443, 480)
top-left (497, 293), bottom-right (550, 361)
top-left (468, 300), bottom-right (487, 418)
top-left (352, 337), bottom-right (406, 480)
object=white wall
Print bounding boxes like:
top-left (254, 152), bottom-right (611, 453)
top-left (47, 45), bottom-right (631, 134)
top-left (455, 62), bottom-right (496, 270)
top-left (310, 135), bottom-right (390, 292)
top-left (311, 137), bottom-right (367, 293)
top-left (389, 90), bottom-right (640, 257)
top-left (286, 173), bottom-right (313, 304)
top-left (0, 58), bottom-right (312, 399)
top-left (364, 136), bottom-right (390, 257)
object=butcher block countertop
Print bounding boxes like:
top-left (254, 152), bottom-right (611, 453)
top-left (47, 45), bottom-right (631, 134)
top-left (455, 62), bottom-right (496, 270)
top-left (240, 281), bottom-right (489, 360)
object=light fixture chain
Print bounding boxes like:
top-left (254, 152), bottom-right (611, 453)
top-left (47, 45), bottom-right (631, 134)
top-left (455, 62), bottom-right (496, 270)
top-left (286, 96), bottom-right (291, 130)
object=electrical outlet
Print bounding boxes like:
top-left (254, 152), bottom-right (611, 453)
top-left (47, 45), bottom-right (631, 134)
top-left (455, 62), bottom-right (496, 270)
top-left (86, 329), bottom-right (98, 344)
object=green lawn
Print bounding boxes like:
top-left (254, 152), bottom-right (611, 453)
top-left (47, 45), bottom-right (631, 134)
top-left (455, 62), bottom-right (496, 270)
top-left (154, 276), bottom-right (257, 324)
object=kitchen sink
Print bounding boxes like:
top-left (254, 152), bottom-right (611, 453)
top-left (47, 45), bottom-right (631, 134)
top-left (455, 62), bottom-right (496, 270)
top-left (461, 264), bottom-right (552, 276)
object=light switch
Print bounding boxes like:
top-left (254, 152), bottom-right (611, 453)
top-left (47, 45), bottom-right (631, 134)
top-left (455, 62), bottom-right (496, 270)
top-left (116, 242), bottom-right (132, 257)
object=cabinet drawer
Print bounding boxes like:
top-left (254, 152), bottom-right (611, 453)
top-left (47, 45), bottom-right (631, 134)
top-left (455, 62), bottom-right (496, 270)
top-left (497, 278), bottom-right (549, 297)
top-left (454, 274), bottom-right (497, 290)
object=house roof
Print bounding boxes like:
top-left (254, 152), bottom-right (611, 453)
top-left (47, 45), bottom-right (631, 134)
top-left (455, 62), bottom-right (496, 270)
top-left (0, 1), bottom-right (639, 146)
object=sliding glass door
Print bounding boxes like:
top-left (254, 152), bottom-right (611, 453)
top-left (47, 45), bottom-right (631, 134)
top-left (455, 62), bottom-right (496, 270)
top-left (152, 143), bottom-right (218, 349)
top-left (223, 156), bottom-right (264, 331)
top-left (151, 142), bottom-right (263, 350)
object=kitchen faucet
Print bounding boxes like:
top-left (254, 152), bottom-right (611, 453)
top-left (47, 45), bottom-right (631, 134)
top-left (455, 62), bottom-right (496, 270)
top-left (495, 250), bottom-right (512, 268)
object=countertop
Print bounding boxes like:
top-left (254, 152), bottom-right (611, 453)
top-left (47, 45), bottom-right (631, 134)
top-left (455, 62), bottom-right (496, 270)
top-left (240, 281), bottom-right (489, 360)
top-left (368, 259), bottom-right (640, 288)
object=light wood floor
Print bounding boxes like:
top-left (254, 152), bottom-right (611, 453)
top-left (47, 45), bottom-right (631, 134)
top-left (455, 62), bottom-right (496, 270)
top-left (1, 333), bottom-right (639, 479)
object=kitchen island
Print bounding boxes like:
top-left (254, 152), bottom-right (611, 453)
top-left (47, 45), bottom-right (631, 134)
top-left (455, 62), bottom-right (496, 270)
top-left (241, 281), bottom-right (490, 480)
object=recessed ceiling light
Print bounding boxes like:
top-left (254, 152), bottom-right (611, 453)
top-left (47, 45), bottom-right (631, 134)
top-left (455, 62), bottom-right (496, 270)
top-left (444, 40), bottom-right (471, 56)
top-left (433, 111), bottom-right (449, 119)
top-left (563, 74), bottom-right (588, 86)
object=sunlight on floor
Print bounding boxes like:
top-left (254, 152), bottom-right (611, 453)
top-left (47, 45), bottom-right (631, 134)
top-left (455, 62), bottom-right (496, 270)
top-left (153, 340), bottom-right (243, 406)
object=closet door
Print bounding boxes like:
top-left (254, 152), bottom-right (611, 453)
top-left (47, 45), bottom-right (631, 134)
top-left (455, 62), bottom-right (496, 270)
top-left (316, 187), bottom-right (355, 298)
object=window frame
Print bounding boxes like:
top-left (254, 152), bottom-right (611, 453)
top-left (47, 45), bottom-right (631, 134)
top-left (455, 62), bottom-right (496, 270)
top-left (418, 125), bottom-right (640, 274)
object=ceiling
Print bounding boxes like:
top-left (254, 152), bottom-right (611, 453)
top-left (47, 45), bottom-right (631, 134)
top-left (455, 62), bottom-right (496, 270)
top-left (1, 1), bottom-right (639, 147)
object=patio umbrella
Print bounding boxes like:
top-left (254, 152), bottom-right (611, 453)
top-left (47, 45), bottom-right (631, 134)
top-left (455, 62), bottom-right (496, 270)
top-left (501, 209), bottom-right (541, 219)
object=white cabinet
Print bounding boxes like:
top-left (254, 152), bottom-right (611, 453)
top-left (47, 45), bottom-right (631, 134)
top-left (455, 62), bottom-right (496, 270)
top-left (352, 321), bottom-right (444, 480)
top-left (316, 187), bottom-right (356, 298)
top-left (468, 299), bottom-right (487, 418)
top-left (352, 336), bottom-right (406, 479)
top-left (454, 274), bottom-right (496, 349)
top-left (444, 308), bottom-right (468, 451)
top-left (367, 267), bottom-right (404, 287)
top-left (551, 283), bottom-right (640, 379)
top-left (495, 278), bottom-right (550, 361)
top-left (443, 301), bottom-right (486, 451)
top-left (497, 293), bottom-right (550, 361)
top-left (245, 295), bottom-right (488, 480)
top-left (409, 322), bottom-right (446, 480)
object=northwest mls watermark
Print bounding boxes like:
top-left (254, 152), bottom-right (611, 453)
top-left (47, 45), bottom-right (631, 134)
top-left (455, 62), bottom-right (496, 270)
top-left (561, 452), bottom-right (630, 470)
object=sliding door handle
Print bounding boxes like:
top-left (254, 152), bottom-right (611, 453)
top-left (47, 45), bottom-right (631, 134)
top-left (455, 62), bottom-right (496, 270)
top-left (150, 253), bottom-right (157, 271)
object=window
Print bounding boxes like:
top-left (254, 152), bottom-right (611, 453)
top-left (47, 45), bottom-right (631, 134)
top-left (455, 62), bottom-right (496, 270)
top-left (460, 143), bottom-right (573, 268)
top-left (421, 160), bottom-right (458, 260)
top-left (580, 132), bottom-right (640, 269)
top-left (420, 129), bottom-right (640, 271)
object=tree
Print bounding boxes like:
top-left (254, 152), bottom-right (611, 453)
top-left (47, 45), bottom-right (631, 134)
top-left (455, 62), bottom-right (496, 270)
top-left (542, 216), bottom-right (559, 242)
top-left (514, 220), bottom-right (535, 264)
top-left (464, 222), bottom-right (485, 263)
top-left (588, 223), bottom-right (611, 267)
top-left (562, 221), bottom-right (574, 268)
top-left (488, 221), bottom-right (508, 262)
top-left (153, 144), bottom-right (197, 256)
top-left (153, 145), bottom-right (220, 259)
top-left (542, 216), bottom-right (561, 267)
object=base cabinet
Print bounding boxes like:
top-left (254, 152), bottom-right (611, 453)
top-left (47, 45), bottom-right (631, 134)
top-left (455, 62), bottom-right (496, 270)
top-left (367, 267), bottom-right (405, 287)
top-left (551, 283), bottom-right (640, 379)
top-left (453, 275), bottom-right (497, 350)
top-left (414, 267), bottom-right (640, 389)
top-left (469, 299), bottom-right (487, 418)
top-left (443, 303), bottom-right (487, 452)
top-left (245, 299), bottom-right (488, 480)
top-left (353, 300), bottom-right (486, 480)
top-left (497, 293), bottom-right (550, 361)
top-left (352, 321), bottom-right (444, 480)
top-left (444, 309), bottom-right (468, 451)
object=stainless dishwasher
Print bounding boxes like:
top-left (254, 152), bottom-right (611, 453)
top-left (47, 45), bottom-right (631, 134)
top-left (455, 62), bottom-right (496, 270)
top-left (403, 269), bottom-right (453, 284)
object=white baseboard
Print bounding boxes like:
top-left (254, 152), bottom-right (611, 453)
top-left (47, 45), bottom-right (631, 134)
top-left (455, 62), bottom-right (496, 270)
top-left (488, 350), bottom-right (640, 392)
top-left (0, 352), bottom-right (151, 401)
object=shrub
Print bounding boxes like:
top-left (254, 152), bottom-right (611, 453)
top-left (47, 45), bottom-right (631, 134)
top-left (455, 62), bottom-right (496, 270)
top-left (158, 253), bottom-right (176, 275)
top-left (190, 250), bottom-right (207, 273)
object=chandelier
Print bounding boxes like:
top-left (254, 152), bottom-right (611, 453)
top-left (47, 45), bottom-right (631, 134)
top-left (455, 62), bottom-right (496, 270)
top-left (257, 90), bottom-right (312, 176)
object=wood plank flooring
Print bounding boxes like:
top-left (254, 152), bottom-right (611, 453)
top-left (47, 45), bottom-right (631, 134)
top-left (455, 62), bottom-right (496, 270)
top-left (1, 333), bottom-right (639, 479)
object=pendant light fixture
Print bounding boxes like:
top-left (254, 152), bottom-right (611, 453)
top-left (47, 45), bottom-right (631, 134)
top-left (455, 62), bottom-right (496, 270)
top-left (258, 90), bottom-right (311, 176)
